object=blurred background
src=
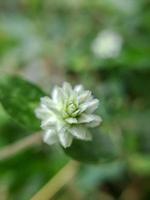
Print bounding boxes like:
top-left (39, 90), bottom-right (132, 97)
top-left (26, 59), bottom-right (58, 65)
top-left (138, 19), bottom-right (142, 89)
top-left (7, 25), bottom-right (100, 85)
top-left (0, 0), bottom-right (150, 199)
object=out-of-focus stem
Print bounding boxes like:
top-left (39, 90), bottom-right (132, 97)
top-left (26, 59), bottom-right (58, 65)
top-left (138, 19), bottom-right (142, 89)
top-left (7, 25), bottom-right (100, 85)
top-left (0, 133), bottom-right (42, 161)
top-left (31, 161), bottom-right (79, 200)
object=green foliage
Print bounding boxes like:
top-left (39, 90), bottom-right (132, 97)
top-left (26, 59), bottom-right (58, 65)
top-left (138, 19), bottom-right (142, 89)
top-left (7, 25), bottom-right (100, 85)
top-left (64, 130), bottom-right (119, 164)
top-left (0, 0), bottom-right (150, 199)
top-left (128, 154), bottom-right (150, 176)
top-left (0, 75), bottom-right (45, 131)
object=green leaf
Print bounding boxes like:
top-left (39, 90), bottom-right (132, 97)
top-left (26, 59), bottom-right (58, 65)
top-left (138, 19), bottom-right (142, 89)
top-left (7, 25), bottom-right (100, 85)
top-left (0, 75), bottom-right (45, 131)
top-left (64, 130), bottom-right (120, 164)
top-left (128, 154), bottom-right (150, 176)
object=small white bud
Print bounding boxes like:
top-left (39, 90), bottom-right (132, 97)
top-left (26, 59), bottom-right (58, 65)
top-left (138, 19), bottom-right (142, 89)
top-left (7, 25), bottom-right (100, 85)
top-left (92, 30), bottom-right (123, 59)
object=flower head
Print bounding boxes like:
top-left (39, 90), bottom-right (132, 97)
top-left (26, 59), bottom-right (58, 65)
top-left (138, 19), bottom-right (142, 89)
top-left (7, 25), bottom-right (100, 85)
top-left (91, 30), bottom-right (123, 59)
top-left (35, 82), bottom-right (102, 148)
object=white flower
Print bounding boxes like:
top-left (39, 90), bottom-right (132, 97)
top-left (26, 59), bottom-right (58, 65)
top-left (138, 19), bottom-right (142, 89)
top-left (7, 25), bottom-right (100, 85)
top-left (91, 30), bottom-right (123, 59)
top-left (35, 82), bottom-right (102, 148)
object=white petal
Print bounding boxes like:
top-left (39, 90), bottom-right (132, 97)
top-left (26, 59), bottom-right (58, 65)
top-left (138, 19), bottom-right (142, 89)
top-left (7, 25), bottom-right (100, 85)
top-left (78, 114), bottom-right (99, 123)
top-left (78, 114), bottom-right (93, 123)
top-left (70, 127), bottom-right (92, 140)
top-left (65, 118), bottom-right (78, 124)
top-left (78, 114), bottom-right (102, 127)
top-left (41, 97), bottom-right (55, 109)
top-left (58, 129), bottom-right (73, 148)
top-left (63, 82), bottom-right (72, 96)
top-left (80, 99), bottom-right (99, 113)
top-left (41, 117), bottom-right (56, 130)
top-left (86, 99), bottom-right (99, 113)
top-left (74, 85), bottom-right (84, 94)
top-left (43, 130), bottom-right (58, 145)
top-left (35, 107), bottom-right (51, 120)
top-left (40, 96), bottom-right (60, 114)
top-left (78, 90), bottom-right (92, 103)
top-left (52, 86), bottom-right (64, 104)
top-left (87, 116), bottom-right (102, 127)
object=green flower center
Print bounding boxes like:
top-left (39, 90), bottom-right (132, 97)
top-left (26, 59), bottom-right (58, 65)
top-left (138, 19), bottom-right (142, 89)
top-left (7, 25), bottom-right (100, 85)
top-left (63, 100), bottom-right (80, 118)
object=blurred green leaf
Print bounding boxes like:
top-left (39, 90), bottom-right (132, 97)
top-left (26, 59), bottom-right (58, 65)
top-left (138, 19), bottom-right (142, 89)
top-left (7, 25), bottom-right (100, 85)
top-left (128, 154), bottom-right (150, 176)
top-left (77, 161), bottom-right (126, 191)
top-left (64, 130), bottom-right (120, 164)
top-left (0, 75), bottom-right (45, 131)
top-left (0, 32), bottom-right (19, 57)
